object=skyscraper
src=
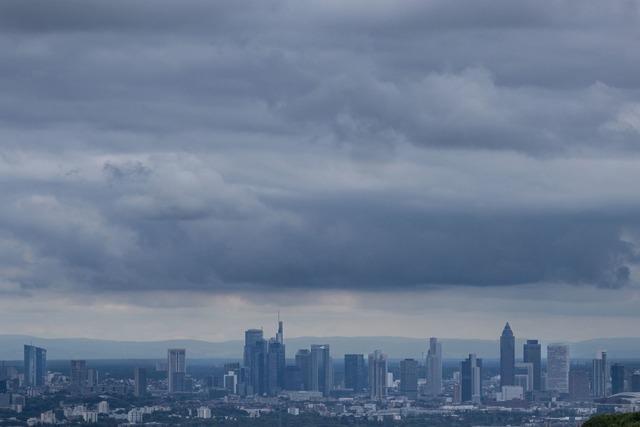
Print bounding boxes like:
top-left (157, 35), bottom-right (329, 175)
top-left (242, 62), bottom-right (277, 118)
top-left (546, 344), bottom-right (569, 393)
top-left (523, 340), bottom-right (542, 391)
top-left (632, 370), bottom-right (640, 392)
top-left (569, 368), bottom-right (591, 401)
top-left (266, 339), bottom-right (285, 396)
top-left (242, 329), bottom-right (267, 395)
top-left (134, 367), bottom-right (147, 397)
top-left (70, 360), bottom-right (88, 390)
top-left (248, 338), bottom-right (267, 395)
top-left (426, 337), bottom-right (442, 395)
top-left (243, 329), bottom-right (264, 368)
top-left (461, 353), bottom-right (482, 403)
top-left (515, 362), bottom-right (534, 392)
top-left (400, 358), bottom-right (418, 399)
top-left (368, 350), bottom-right (387, 400)
top-left (276, 318), bottom-right (284, 345)
top-left (167, 349), bottom-right (186, 393)
top-left (295, 349), bottom-right (312, 391)
top-left (23, 345), bottom-right (47, 387)
top-left (87, 368), bottom-right (99, 388)
top-left (611, 363), bottom-right (624, 395)
top-left (284, 365), bottom-right (302, 391)
top-left (344, 354), bottom-right (366, 393)
top-left (500, 323), bottom-right (515, 388)
top-left (592, 350), bottom-right (608, 398)
top-left (311, 344), bottom-right (332, 397)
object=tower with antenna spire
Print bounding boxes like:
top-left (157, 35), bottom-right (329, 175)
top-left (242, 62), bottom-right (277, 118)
top-left (276, 312), bottom-right (284, 345)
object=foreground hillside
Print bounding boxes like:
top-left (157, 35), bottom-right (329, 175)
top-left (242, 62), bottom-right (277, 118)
top-left (584, 413), bottom-right (640, 427)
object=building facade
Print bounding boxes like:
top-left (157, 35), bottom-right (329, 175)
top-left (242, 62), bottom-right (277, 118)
top-left (23, 345), bottom-right (47, 387)
top-left (500, 323), bottom-right (515, 388)
top-left (461, 353), bottom-right (482, 403)
top-left (523, 339), bottom-right (542, 391)
top-left (368, 350), bottom-right (387, 400)
top-left (167, 349), bottom-right (186, 393)
top-left (311, 344), bottom-right (332, 397)
top-left (344, 354), bottom-right (366, 393)
top-left (546, 344), bottom-right (569, 393)
top-left (399, 358), bottom-right (418, 399)
top-left (134, 367), bottom-right (147, 397)
top-left (426, 338), bottom-right (442, 395)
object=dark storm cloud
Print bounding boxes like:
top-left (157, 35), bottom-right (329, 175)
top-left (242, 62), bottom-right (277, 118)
top-left (0, 0), bottom-right (639, 298)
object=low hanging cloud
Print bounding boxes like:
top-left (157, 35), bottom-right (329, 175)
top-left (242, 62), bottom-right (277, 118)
top-left (0, 0), bottom-right (639, 302)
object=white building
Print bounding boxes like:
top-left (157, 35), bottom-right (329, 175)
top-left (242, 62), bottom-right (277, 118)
top-left (497, 385), bottom-right (524, 401)
top-left (287, 407), bottom-right (300, 415)
top-left (98, 400), bottom-right (109, 414)
top-left (547, 344), bottom-right (570, 393)
top-left (82, 411), bottom-right (98, 423)
top-left (128, 409), bottom-right (144, 424)
top-left (40, 410), bottom-right (56, 424)
top-left (224, 371), bottom-right (238, 394)
top-left (197, 406), bottom-right (212, 419)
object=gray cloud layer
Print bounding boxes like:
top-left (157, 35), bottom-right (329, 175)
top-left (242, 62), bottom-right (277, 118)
top-left (1, 0), bottom-right (640, 300)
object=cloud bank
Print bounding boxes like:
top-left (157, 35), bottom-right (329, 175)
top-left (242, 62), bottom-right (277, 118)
top-left (0, 1), bottom-right (640, 339)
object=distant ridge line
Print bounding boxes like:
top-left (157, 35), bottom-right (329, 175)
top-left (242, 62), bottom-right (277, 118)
top-left (1, 334), bottom-right (639, 360)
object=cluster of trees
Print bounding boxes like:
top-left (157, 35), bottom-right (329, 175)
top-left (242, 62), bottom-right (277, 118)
top-left (584, 412), bottom-right (640, 427)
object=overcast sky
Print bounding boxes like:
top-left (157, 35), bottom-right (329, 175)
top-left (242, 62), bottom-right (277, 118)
top-left (1, 0), bottom-right (640, 342)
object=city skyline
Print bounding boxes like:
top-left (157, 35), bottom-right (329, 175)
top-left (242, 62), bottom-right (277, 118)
top-left (4, 318), bottom-right (640, 426)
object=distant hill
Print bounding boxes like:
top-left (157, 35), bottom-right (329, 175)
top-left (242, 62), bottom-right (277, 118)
top-left (1, 334), bottom-right (639, 360)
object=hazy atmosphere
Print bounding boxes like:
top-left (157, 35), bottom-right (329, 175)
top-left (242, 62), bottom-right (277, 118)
top-left (2, 0), bottom-right (640, 342)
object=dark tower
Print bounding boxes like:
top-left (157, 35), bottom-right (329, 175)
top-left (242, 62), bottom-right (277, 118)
top-left (523, 339), bottom-right (542, 391)
top-left (134, 367), bottom-right (148, 397)
top-left (611, 364), bottom-right (625, 395)
top-left (500, 322), bottom-right (515, 388)
top-left (344, 354), bottom-right (366, 393)
top-left (295, 349), bottom-right (312, 391)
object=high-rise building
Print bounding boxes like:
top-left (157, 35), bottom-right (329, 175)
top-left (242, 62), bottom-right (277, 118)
top-left (631, 370), bottom-right (640, 392)
top-left (500, 323), bottom-right (515, 388)
top-left (399, 358), bottom-right (418, 399)
top-left (611, 363), bottom-right (625, 395)
top-left (276, 318), bottom-right (284, 345)
top-left (87, 368), bottom-right (99, 388)
top-left (311, 344), bottom-right (332, 397)
top-left (284, 365), bottom-right (303, 391)
top-left (266, 318), bottom-right (286, 395)
top-left (248, 338), bottom-right (267, 395)
top-left (368, 350), bottom-right (387, 400)
top-left (569, 368), bottom-right (590, 401)
top-left (23, 345), bottom-right (47, 387)
top-left (134, 367), bottom-right (147, 397)
top-left (461, 353), bottom-right (482, 403)
top-left (523, 340), bottom-right (542, 391)
top-left (295, 349), bottom-right (312, 391)
top-left (592, 351), bottom-right (608, 398)
top-left (224, 371), bottom-right (238, 394)
top-left (70, 360), bottom-right (88, 391)
top-left (344, 354), bottom-right (366, 393)
top-left (243, 328), bottom-right (269, 396)
top-left (426, 338), bottom-right (442, 395)
top-left (167, 349), bottom-right (186, 393)
top-left (546, 344), bottom-right (569, 393)
top-left (266, 339), bottom-right (286, 396)
top-left (515, 362), bottom-right (534, 392)
top-left (243, 329), bottom-right (264, 368)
